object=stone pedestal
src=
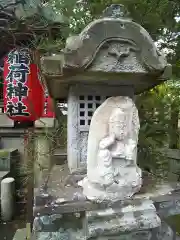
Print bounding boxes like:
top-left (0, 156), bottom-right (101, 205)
top-left (95, 221), bottom-right (175, 240)
top-left (83, 200), bottom-right (161, 239)
top-left (33, 182), bottom-right (180, 240)
top-left (32, 199), bottom-right (177, 240)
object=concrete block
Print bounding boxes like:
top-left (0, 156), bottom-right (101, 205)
top-left (35, 118), bottom-right (55, 128)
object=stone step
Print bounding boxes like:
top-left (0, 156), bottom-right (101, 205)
top-left (84, 200), bottom-right (161, 238)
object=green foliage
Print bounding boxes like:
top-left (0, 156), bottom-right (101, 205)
top-left (136, 80), bottom-right (180, 176)
top-left (87, 0), bottom-right (179, 39)
top-left (49, 0), bottom-right (92, 34)
top-left (136, 85), bottom-right (168, 173)
top-left (36, 0), bottom-right (93, 53)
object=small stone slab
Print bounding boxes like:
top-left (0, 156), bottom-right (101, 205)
top-left (35, 118), bottom-right (55, 128)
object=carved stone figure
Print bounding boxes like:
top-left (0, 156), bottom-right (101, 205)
top-left (81, 96), bottom-right (142, 202)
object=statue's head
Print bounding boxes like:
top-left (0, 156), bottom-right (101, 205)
top-left (112, 96), bottom-right (134, 111)
top-left (108, 97), bottom-right (135, 140)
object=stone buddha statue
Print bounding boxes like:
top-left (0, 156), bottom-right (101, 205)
top-left (81, 96), bottom-right (142, 202)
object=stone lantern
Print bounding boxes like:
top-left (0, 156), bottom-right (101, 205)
top-left (33, 5), bottom-right (180, 240)
top-left (41, 4), bottom-right (171, 174)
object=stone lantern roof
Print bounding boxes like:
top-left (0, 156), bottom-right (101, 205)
top-left (41, 4), bottom-right (171, 100)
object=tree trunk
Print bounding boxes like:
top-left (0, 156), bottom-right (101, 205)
top-left (169, 101), bottom-right (179, 149)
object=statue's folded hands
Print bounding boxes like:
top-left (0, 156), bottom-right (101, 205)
top-left (99, 134), bottom-right (116, 149)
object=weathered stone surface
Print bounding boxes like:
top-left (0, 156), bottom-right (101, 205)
top-left (84, 200), bottom-right (161, 238)
top-left (34, 232), bottom-right (70, 240)
top-left (95, 221), bottom-right (175, 240)
top-left (33, 230), bottom-right (85, 240)
top-left (63, 5), bottom-right (167, 73)
top-left (81, 96), bottom-right (142, 202)
top-left (33, 214), bottom-right (64, 232)
top-left (96, 231), bottom-right (152, 240)
top-left (33, 212), bottom-right (83, 234)
top-left (32, 217), bottom-right (177, 240)
top-left (33, 183), bottom-right (180, 217)
top-left (33, 194), bottom-right (180, 239)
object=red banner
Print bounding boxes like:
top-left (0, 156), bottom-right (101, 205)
top-left (3, 48), bottom-right (44, 122)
